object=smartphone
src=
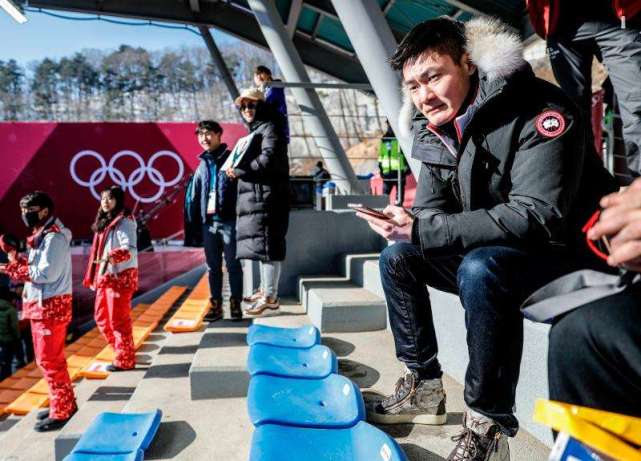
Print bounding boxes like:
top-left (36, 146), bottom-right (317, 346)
top-left (347, 203), bottom-right (390, 220)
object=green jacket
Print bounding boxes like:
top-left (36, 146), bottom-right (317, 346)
top-left (0, 299), bottom-right (18, 344)
top-left (378, 137), bottom-right (407, 176)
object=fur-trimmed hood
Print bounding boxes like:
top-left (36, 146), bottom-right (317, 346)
top-left (398, 17), bottom-right (528, 140)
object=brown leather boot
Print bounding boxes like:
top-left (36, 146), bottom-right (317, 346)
top-left (230, 298), bottom-right (243, 321)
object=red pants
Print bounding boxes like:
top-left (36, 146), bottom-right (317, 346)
top-left (31, 319), bottom-right (77, 419)
top-left (94, 287), bottom-right (136, 369)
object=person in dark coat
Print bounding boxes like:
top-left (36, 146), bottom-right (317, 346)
top-left (355, 17), bottom-right (617, 461)
top-left (226, 88), bottom-right (290, 316)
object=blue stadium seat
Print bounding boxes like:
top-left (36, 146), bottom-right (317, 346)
top-left (247, 343), bottom-right (337, 379)
top-left (249, 421), bottom-right (409, 461)
top-left (247, 324), bottom-right (320, 349)
top-left (64, 410), bottom-right (162, 461)
top-left (65, 454), bottom-right (140, 461)
top-left (248, 374), bottom-right (365, 428)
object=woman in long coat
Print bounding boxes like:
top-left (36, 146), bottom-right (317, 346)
top-left (226, 88), bottom-right (290, 316)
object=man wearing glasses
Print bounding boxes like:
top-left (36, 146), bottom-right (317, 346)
top-left (188, 120), bottom-right (243, 322)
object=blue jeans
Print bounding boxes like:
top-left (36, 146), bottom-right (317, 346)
top-left (379, 243), bottom-right (579, 435)
top-left (203, 220), bottom-right (243, 301)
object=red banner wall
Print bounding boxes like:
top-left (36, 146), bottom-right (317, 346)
top-left (0, 122), bottom-right (246, 240)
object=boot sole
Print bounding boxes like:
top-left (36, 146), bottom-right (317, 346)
top-left (367, 411), bottom-right (447, 425)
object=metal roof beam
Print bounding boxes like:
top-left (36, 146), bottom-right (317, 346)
top-left (286, 0), bottom-right (302, 38)
top-left (444, 0), bottom-right (486, 17)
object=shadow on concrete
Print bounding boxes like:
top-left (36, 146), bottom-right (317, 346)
top-left (338, 359), bottom-right (380, 388)
top-left (207, 319), bottom-right (252, 329)
top-left (400, 443), bottom-right (447, 461)
top-left (190, 370), bottom-right (250, 400)
top-left (0, 417), bottom-right (19, 433)
top-left (145, 420), bottom-right (196, 459)
top-left (138, 343), bottom-right (160, 353)
top-left (445, 412), bottom-right (463, 426)
top-left (89, 386), bottom-right (136, 402)
top-left (134, 354), bottom-right (153, 366)
top-left (144, 362), bottom-right (191, 379)
top-left (146, 333), bottom-right (165, 342)
top-left (321, 337), bottom-right (355, 357)
top-left (159, 345), bottom-right (199, 355)
top-left (199, 332), bottom-right (247, 348)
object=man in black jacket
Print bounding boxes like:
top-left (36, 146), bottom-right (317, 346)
top-left (356, 17), bottom-right (617, 461)
top-left (188, 120), bottom-right (243, 321)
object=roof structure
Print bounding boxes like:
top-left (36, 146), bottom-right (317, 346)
top-left (14, 0), bottom-right (530, 84)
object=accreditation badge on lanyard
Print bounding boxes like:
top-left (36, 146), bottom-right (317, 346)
top-left (206, 188), bottom-right (217, 215)
top-left (206, 162), bottom-right (218, 215)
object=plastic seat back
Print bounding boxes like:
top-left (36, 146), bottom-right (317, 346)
top-left (248, 374), bottom-right (364, 428)
top-left (247, 324), bottom-right (320, 349)
top-left (70, 410), bottom-right (162, 456)
top-left (247, 344), bottom-right (337, 379)
top-left (249, 421), bottom-right (408, 461)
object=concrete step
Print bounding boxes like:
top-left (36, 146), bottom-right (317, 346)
top-left (52, 326), bottom-right (173, 460)
top-left (189, 319), bottom-right (252, 401)
top-left (49, 270), bottom-right (207, 461)
top-left (297, 275), bottom-right (350, 309)
top-left (307, 283), bottom-right (387, 333)
top-left (362, 258), bottom-right (385, 299)
top-left (341, 253), bottom-right (379, 287)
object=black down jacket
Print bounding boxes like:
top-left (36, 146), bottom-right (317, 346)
top-left (233, 103), bottom-right (290, 261)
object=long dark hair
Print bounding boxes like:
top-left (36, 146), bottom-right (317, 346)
top-left (92, 186), bottom-right (129, 233)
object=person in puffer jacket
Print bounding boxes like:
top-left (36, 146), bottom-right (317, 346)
top-left (83, 186), bottom-right (138, 372)
top-left (0, 191), bottom-right (77, 432)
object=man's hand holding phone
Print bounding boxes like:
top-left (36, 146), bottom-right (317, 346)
top-left (354, 204), bottom-right (415, 241)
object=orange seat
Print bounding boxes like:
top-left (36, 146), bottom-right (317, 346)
top-left (80, 360), bottom-right (112, 379)
top-left (5, 392), bottom-right (48, 415)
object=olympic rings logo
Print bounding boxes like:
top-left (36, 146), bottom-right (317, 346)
top-left (70, 150), bottom-right (185, 203)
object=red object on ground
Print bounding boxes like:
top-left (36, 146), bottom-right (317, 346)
top-left (0, 122), bottom-right (246, 240)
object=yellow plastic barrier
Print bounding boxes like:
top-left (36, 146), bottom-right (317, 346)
top-left (534, 400), bottom-right (641, 461)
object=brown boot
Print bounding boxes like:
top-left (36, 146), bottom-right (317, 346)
top-left (204, 299), bottom-right (223, 322)
top-left (230, 298), bottom-right (243, 321)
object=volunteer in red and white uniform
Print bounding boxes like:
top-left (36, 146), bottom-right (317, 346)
top-left (83, 186), bottom-right (138, 372)
top-left (0, 191), bottom-right (77, 432)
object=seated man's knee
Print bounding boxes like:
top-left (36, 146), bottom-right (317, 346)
top-left (379, 242), bottom-right (419, 276)
top-left (549, 309), bottom-right (589, 366)
top-left (457, 247), bottom-right (497, 291)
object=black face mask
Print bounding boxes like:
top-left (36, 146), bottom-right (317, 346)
top-left (22, 211), bottom-right (41, 228)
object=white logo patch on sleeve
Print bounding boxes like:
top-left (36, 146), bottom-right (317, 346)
top-left (535, 110), bottom-right (566, 138)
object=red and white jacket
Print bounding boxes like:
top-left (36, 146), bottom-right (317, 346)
top-left (5, 218), bottom-right (73, 322)
top-left (83, 214), bottom-right (139, 292)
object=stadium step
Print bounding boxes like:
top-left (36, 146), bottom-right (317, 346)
top-left (307, 284), bottom-right (387, 333)
top-left (52, 281), bottom-right (195, 461)
top-left (299, 253), bottom-right (386, 333)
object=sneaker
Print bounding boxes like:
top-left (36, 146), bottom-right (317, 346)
top-left (244, 296), bottom-right (280, 316)
top-left (230, 298), bottom-right (243, 321)
top-left (204, 299), bottom-right (223, 322)
top-left (37, 408), bottom-right (50, 421)
top-left (366, 368), bottom-right (447, 425)
top-left (243, 290), bottom-right (263, 304)
top-left (446, 411), bottom-right (510, 461)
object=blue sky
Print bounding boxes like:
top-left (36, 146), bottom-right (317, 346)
top-left (0, 8), bottom-right (235, 65)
